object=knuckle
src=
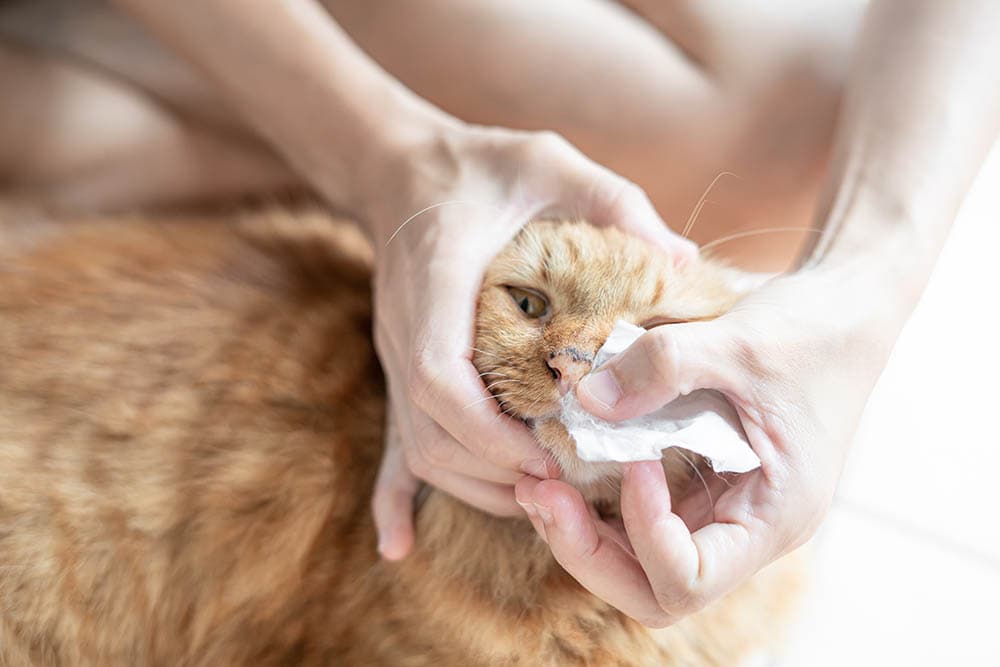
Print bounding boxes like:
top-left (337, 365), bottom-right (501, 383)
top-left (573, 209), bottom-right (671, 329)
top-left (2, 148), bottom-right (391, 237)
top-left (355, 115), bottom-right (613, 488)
top-left (602, 178), bottom-right (648, 218)
top-left (535, 130), bottom-right (565, 150)
top-left (680, 587), bottom-right (711, 615)
top-left (729, 331), bottom-right (769, 380)
top-left (406, 352), bottom-right (440, 409)
top-left (616, 181), bottom-right (649, 208)
top-left (641, 330), bottom-right (680, 387)
top-left (523, 130), bottom-right (569, 161)
top-left (638, 611), bottom-right (673, 630)
top-left (418, 434), bottom-right (456, 470)
top-left (655, 585), bottom-right (709, 618)
top-left (403, 445), bottom-right (434, 482)
top-left (724, 323), bottom-right (785, 387)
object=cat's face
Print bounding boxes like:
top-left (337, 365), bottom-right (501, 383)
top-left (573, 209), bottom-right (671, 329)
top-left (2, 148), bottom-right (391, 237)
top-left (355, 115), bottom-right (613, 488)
top-left (474, 221), bottom-right (739, 487)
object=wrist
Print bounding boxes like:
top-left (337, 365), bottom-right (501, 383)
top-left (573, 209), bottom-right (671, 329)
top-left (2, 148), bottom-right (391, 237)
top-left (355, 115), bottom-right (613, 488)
top-left (311, 86), bottom-right (464, 222)
top-left (793, 241), bottom-right (925, 370)
top-left (800, 190), bottom-right (950, 332)
top-left (351, 120), bottom-right (531, 243)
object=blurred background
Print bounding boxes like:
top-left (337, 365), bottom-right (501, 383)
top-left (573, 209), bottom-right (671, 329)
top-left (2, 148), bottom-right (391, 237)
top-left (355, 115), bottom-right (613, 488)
top-left (780, 139), bottom-right (1000, 665)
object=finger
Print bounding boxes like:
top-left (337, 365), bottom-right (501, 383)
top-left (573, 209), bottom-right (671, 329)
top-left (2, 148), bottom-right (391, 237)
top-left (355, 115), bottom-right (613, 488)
top-left (672, 472), bottom-right (740, 533)
top-left (394, 375), bottom-right (541, 484)
top-left (515, 476), bottom-right (676, 628)
top-left (514, 482), bottom-right (549, 543)
top-left (396, 243), bottom-right (553, 475)
top-left (372, 413), bottom-right (420, 561)
top-left (588, 178), bottom-right (698, 261)
top-left (419, 466), bottom-right (523, 517)
top-left (410, 350), bottom-right (552, 476)
top-left (621, 461), bottom-right (763, 616)
top-left (409, 410), bottom-right (531, 484)
top-left (552, 152), bottom-right (698, 261)
top-left (393, 383), bottom-right (523, 518)
top-left (575, 320), bottom-right (744, 422)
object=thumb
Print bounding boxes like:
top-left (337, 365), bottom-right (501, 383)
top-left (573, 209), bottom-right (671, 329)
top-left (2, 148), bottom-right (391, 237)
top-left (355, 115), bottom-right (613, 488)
top-left (372, 412), bottom-right (420, 560)
top-left (576, 320), bottom-right (741, 422)
top-left (580, 174), bottom-right (698, 262)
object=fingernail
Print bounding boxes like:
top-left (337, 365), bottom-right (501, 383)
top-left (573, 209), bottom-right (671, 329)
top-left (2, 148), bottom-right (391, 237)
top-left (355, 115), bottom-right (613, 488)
top-left (518, 500), bottom-right (548, 541)
top-left (580, 369), bottom-right (621, 409)
top-left (533, 503), bottom-right (554, 525)
top-left (520, 458), bottom-right (549, 479)
top-left (517, 500), bottom-right (537, 517)
top-left (376, 531), bottom-right (388, 557)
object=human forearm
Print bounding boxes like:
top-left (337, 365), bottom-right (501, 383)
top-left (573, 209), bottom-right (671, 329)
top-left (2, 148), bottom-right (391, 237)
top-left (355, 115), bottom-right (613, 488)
top-left (802, 0), bottom-right (1000, 324)
top-left (115, 0), bottom-right (457, 222)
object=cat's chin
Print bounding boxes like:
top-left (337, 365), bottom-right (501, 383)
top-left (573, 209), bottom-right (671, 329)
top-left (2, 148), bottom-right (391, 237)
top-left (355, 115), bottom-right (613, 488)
top-left (530, 417), bottom-right (622, 503)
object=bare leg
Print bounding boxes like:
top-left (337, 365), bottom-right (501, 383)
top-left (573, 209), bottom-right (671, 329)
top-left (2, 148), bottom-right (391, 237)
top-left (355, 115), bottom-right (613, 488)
top-left (323, 0), bottom-right (866, 268)
top-left (0, 0), bottom-right (865, 269)
top-left (0, 3), bottom-right (294, 212)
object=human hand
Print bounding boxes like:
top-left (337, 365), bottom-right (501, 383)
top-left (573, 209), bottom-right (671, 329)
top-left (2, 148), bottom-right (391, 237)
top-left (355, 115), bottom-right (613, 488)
top-left (514, 267), bottom-right (897, 626)
top-left (365, 125), bottom-right (697, 560)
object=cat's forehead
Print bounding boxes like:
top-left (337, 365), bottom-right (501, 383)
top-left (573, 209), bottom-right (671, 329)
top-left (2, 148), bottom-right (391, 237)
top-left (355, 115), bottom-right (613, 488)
top-left (486, 221), bottom-right (668, 312)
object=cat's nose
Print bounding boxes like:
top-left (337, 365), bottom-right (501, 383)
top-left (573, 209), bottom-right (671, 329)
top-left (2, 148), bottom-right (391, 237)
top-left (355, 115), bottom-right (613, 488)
top-left (546, 349), bottom-right (593, 396)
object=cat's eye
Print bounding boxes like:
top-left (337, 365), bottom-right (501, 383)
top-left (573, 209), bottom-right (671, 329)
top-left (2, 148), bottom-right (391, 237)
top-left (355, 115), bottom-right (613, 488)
top-left (506, 286), bottom-right (549, 319)
top-left (641, 316), bottom-right (689, 329)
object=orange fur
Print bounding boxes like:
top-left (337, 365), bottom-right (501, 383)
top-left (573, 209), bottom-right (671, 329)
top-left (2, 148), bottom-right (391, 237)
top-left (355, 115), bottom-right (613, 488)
top-left (0, 206), bottom-right (800, 665)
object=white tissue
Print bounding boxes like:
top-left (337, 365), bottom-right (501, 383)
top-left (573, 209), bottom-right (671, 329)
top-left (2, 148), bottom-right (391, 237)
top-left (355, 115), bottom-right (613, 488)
top-left (559, 320), bottom-right (761, 473)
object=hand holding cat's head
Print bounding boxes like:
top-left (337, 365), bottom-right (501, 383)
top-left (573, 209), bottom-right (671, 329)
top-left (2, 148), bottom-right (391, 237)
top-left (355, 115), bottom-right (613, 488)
top-left (473, 221), bottom-right (739, 487)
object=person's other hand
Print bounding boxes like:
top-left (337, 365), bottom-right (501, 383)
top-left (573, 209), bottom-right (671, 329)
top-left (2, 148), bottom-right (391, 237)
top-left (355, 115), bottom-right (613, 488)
top-left (367, 126), bottom-right (696, 560)
top-left (515, 268), bottom-right (892, 626)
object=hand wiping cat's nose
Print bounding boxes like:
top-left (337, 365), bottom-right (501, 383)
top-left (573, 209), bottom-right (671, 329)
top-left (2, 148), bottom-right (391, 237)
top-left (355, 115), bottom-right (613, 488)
top-left (546, 349), bottom-right (593, 396)
top-left (575, 321), bottom-right (727, 422)
top-left (367, 125), bottom-right (697, 562)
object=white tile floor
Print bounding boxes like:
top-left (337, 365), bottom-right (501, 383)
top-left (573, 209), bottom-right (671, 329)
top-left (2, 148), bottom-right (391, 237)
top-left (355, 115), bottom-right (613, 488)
top-left (779, 140), bottom-right (1000, 665)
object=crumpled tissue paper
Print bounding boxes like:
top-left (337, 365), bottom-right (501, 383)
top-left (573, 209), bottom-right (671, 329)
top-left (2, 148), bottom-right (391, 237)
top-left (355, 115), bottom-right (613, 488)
top-left (559, 320), bottom-right (761, 473)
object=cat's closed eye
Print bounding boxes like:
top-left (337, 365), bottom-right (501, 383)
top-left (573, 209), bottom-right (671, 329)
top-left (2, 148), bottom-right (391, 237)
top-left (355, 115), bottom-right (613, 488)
top-left (506, 286), bottom-right (549, 319)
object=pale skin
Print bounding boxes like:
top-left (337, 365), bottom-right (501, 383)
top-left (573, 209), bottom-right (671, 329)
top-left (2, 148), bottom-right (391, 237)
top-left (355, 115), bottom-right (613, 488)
top-left (1, 0), bottom-right (998, 628)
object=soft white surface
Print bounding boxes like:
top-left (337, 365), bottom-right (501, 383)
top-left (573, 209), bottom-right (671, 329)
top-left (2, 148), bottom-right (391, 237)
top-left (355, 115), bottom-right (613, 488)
top-left (779, 140), bottom-right (1000, 665)
top-left (560, 320), bottom-right (761, 472)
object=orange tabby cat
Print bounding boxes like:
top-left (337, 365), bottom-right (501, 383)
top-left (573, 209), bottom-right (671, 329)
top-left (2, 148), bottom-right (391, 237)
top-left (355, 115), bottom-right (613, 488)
top-left (0, 206), bottom-right (799, 666)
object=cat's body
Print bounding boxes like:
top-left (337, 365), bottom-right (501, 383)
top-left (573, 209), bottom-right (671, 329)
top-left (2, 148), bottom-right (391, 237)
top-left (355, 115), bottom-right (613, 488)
top-left (0, 207), bottom-right (798, 666)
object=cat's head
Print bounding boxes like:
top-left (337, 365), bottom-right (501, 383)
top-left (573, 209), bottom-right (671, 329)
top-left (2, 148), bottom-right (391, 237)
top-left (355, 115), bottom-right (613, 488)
top-left (474, 221), bottom-right (740, 492)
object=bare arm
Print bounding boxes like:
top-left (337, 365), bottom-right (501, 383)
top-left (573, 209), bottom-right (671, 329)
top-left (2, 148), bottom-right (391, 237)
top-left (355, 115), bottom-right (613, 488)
top-left (113, 0), bottom-right (452, 219)
top-left (519, 0), bottom-right (1000, 626)
top-left (114, 0), bottom-right (696, 558)
top-left (804, 0), bottom-right (1000, 307)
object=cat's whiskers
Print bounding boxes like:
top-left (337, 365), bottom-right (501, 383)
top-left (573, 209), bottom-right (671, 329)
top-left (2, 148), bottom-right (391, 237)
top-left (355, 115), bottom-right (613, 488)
top-left (477, 379), bottom-right (526, 405)
top-left (682, 171), bottom-right (738, 239)
top-left (519, 392), bottom-right (557, 421)
top-left (700, 226), bottom-right (821, 253)
top-left (464, 390), bottom-right (517, 410)
top-left (599, 476), bottom-right (620, 497)
top-left (498, 403), bottom-right (523, 419)
top-left (469, 347), bottom-right (509, 362)
top-left (385, 200), bottom-right (504, 246)
top-left (711, 470), bottom-right (736, 488)
top-left (675, 449), bottom-right (714, 521)
top-left (483, 379), bottom-right (522, 392)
